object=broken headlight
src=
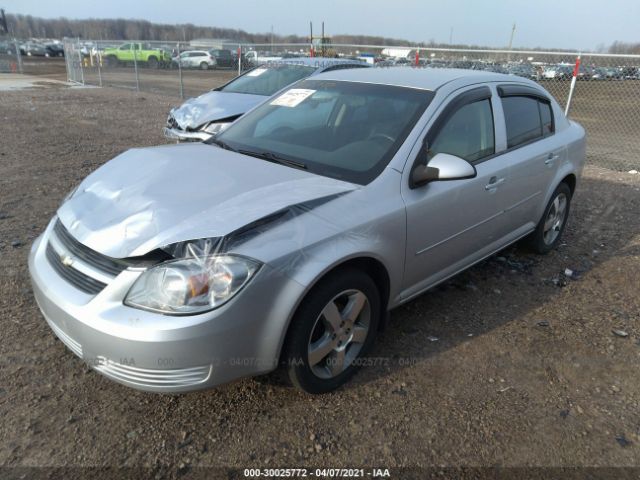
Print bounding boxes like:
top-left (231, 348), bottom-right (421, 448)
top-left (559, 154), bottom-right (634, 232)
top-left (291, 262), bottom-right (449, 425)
top-left (124, 255), bottom-right (261, 315)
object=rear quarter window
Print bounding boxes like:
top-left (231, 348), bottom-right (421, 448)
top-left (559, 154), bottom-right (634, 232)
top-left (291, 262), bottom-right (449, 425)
top-left (501, 96), bottom-right (542, 148)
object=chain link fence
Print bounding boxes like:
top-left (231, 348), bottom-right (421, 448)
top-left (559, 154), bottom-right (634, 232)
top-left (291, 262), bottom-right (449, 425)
top-left (62, 38), bottom-right (640, 172)
top-left (0, 38), bottom-right (22, 73)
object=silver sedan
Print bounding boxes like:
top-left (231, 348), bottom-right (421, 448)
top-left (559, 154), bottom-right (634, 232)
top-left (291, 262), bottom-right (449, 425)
top-left (29, 68), bottom-right (586, 394)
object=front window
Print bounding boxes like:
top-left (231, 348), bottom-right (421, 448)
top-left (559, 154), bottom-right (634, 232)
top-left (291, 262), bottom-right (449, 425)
top-left (219, 65), bottom-right (317, 97)
top-left (216, 80), bottom-right (434, 184)
top-left (428, 99), bottom-right (495, 162)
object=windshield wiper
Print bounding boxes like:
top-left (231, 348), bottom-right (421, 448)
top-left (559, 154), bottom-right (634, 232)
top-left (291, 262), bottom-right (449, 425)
top-left (207, 137), bottom-right (236, 152)
top-left (238, 149), bottom-right (308, 170)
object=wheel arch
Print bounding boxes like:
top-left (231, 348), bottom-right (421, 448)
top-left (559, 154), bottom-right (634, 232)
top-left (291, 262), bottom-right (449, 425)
top-left (275, 254), bottom-right (392, 364)
top-left (561, 173), bottom-right (576, 195)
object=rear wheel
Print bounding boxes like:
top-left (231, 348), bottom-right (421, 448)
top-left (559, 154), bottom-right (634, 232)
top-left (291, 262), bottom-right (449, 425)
top-left (105, 55), bottom-right (118, 67)
top-left (147, 56), bottom-right (158, 69)
top-left (525, 182), bottom-right (572, 254)
top-left (284, 269), bottom-right (380, 394)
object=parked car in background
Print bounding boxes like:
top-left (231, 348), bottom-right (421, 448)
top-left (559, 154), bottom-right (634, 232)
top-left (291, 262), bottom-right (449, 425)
top-left (45, 43), bottom-right (65, 57)
top-left (506, 64), bottom-right (540, 80)
top-left (102, 42), bottom-right (171, 68)
top-left (621, 66), bottom-right (639, 80)
top-left (172, 50), bottom-right (217, 70)
top-left (542, 64), bottom-right (572, 80)
top-left (21, 42), bottom-right (47, 56)
top-left (209, 49), bottom-right (235, 69)
top-left (244, 50), bottom-right (283, 66)
top-left (165, 58), bottom-right (369, 141)
top-left (29, 68), bottom-right (585, 394)
top-left (0, 40), bottom-right (16, 55)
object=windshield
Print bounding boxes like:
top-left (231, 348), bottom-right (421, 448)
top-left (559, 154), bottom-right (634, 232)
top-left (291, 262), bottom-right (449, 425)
top-left (219, 65), bottom-right (316, 96)
top-left (216, 80), bottom-right (434, 184)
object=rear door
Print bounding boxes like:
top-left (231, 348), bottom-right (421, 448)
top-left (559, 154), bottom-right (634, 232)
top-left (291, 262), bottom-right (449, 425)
top-left (494, 85), bottom-right (563, 233)
top-left (401, 85), bottom-right (513, 299)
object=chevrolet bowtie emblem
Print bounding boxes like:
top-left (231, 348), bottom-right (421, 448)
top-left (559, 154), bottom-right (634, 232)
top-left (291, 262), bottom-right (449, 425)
top-left (61, 254), bottom-right (74, 267)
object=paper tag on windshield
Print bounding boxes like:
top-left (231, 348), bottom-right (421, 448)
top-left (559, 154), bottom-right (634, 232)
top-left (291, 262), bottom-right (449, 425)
top-left (247, 68), bottom-right (267, 77)
top-left (270, 89), bottom-right (316, 107)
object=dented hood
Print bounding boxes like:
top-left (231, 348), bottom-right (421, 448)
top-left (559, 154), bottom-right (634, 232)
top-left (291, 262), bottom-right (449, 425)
top-left (170, 91), bottom-right (265, 130)
top-left (57, 143), bottom-right (358, 258)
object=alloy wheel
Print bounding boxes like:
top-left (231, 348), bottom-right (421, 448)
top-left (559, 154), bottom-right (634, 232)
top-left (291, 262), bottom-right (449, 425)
top-left (543, 192), bottom-right (567, 245)
top-left (307, 289), bottom-right (371, 379)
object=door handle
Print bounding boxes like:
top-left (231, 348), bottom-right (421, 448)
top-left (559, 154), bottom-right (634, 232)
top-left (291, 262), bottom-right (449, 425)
top-left (545, 152), bottom-right (560, 165)
top-left (485, 177), bottom-right (506, 191)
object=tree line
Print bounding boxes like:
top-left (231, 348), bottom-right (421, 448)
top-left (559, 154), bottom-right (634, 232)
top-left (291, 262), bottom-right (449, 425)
top-left (1, 13), bottom-right (638, 54)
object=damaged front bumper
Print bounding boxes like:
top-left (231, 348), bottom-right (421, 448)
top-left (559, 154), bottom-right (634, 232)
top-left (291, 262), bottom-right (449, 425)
top-left (28, 220), bottom-right (306, 393)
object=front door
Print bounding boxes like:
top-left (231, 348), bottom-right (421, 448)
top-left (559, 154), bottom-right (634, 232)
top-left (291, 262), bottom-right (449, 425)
top-left (401, 86), bottom-right (512, 300)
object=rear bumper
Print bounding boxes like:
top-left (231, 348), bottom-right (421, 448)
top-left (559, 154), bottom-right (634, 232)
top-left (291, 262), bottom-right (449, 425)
top-left (163, 127), bottom-right (211, 142)
top-left (28, 222), bottom-right (305, 393)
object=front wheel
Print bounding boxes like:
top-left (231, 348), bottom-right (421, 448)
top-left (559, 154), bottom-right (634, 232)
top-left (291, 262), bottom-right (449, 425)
top-left (283, 269), bottom-right (380, 394)
top-left (525, 182), bottom-right (572, 254)
top-left (200, 62), bottom-right (209, 70)
top-left (147, 56), bottom-right (158, 69)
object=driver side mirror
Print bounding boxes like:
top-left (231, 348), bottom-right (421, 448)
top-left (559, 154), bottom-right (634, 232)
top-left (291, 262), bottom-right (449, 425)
top-left (411, 152), bottom-right (477, 188)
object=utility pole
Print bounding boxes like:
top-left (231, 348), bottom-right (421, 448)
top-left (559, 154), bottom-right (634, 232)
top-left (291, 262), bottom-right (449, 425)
top-left (507, 23), bottom-right (516, 50)
top-left (507, 23), bottom-right (516, 61)
top-left (0, 9), bottom-right (8, 35)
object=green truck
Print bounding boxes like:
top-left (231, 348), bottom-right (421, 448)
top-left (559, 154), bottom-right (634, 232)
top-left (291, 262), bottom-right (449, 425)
top-left (102, 43), bottom-right (171, 68)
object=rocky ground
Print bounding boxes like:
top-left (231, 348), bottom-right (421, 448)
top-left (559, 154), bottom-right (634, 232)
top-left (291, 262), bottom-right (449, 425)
top-left (0, 84), bottom-right (639, 479)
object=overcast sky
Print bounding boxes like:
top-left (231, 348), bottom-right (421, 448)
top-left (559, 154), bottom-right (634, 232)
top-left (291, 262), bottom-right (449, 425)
top-left (2, 0), bottom-right (637, 50)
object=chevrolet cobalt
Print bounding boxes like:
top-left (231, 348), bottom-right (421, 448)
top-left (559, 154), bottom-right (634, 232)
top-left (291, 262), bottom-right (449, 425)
top-left (29, 68), bottom-right (586, 394)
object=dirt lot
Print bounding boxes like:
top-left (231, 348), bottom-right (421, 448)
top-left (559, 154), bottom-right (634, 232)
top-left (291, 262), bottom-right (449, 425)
top-left (1, 83), bottom-right (640, 478)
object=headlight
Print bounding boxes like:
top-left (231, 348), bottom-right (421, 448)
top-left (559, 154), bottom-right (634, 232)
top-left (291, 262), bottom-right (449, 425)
top-left (124, 255), bottom-right (261, 315)
top-left (201, 122), bottom-right (231, 135)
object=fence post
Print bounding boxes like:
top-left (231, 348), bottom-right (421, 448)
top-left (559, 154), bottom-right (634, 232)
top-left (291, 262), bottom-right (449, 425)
top-left (177, 42), bottom-right (184, 99)
top-left (133, 44), bottom-right (140, 92)
top-left (96, 40), bottom-right (103, 87)
top-left (238, 44), bottom-right (242, 75)
top-left (564, 54), bottom-right (580, 117)
top-left (78, 37), bottom-right (85, 85)
top-left (14, 38), bottom-right (23, 74)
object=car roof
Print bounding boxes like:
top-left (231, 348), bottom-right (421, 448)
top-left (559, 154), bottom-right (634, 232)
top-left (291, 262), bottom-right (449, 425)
top-left (309, 67), bottom-right (526, 91)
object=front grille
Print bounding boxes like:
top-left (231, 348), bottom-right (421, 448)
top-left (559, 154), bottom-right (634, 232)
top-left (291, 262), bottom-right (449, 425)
top-left (46, 242), bottom-right (107, 295)
top-left (53, 220), bottom-right (128, 276)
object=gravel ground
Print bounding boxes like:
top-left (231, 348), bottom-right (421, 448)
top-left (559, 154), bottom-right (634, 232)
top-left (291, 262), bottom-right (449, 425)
top-left (1, 84), bottom-right (639, 478)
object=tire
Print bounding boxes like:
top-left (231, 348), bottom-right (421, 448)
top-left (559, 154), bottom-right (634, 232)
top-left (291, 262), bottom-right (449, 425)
top-left (200, 62), bottom-right (209, 70)
top-left (283, 268), bottom-right (380, 394)
top-left (105, 55), bottom-right (118, 67)
top-left (147, 56), bottom-right (158, 69)
top-left (525, 182), bottom-right (572, 254)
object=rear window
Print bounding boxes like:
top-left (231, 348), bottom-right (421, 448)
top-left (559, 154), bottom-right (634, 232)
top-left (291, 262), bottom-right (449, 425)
top-left (501, 96), bottom-right (554, 149)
